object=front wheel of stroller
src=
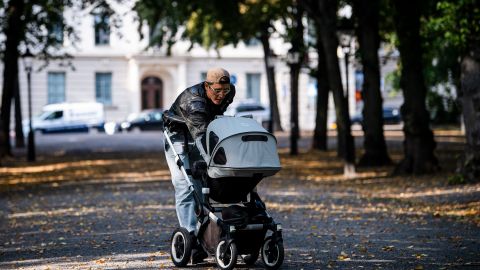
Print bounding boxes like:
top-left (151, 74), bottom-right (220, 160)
top-left (261, 236), bottom-right (284, 270)
top-left (170, 227), bottom-right (193, 267)
top-left (215, 240), bottom-right (238, 270)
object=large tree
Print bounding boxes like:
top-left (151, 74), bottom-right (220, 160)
top-left (14, 73), bottom-right (24, 147)
top-left (282, 2), bottom-right (305, 155)
top-left (1, 0), bottom-right (26, 157)
top-left (301, 0), bottom-right (356, 173)
top-left (426, 0), bottom-right (480, 182)
top-left (259, 25), bottom-right (283, 133)
top-left (352, 0), bottom-right (391, 166)
top-left (311, 24), bottom-right (330, 151)
top-left (392, 0), bottom-right (439, 174)
top-left (237, 0), bottom-right (287, 132)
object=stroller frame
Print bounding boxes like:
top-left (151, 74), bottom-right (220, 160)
top-left (163, 114), bottom-right (284, 270)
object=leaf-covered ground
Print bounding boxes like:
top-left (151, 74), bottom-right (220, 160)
top-left (0, 130), bottom-right (479, 269)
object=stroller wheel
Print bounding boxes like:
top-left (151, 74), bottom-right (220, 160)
top-left (241, 250), bottom-right (259, 265)
top-left (170, 227), bottom-right (193, 267)
top-left (261, 236), bottom-right (284, 270)
top-left (215, 240), bottom-right (238, 270)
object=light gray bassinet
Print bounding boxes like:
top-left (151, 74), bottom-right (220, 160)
top-left (205, 116), bottom-right (281, 179)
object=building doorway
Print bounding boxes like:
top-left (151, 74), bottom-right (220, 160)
top-left (141, 76), bottom-right (163, 109)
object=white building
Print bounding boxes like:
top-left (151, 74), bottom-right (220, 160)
top-left (0, 2), bottom-right (400, 132)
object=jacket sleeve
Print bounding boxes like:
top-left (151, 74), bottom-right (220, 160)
top-left (184, 98), bottom-right (208, 140)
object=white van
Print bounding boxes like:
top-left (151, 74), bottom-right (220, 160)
top-left (24, 102), bottom-right (105, 134)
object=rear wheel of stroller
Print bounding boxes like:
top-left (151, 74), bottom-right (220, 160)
top-left (261, 236), bottom-right (284, 270)
top-left (170, 227), bottom-right (193, 267)
top-left (215, 240), bottom-right (238, 270)
top-left (241, 250), bottom-right (259, 265)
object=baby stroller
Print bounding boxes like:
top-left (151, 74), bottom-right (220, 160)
top-left (163, 113), bottom-right (284, 270)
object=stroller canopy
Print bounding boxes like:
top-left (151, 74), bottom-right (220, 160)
top-left (206, 116), bottom-right (281, 178)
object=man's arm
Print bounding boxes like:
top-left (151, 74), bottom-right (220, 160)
top-left (184, 99), bottom-right (210, 162)
top-left (185, 99), bottom-right (208, 140)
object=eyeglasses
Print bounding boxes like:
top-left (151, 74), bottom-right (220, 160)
top-left (207, 83), bottom-right (231, 95)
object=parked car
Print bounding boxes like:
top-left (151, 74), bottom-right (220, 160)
top-left (350, 106), bottom-right (402, 125)
top-left (224, 99), bottom-right (270, 128)
top-left (120, 109), bottom-right (164, 132)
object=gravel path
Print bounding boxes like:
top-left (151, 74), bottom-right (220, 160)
top-left (1, 130), bottom-right (478, 269)
top-left (1, 175), bottom-right (479, 269)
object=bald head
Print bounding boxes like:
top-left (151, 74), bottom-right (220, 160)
top-left (206, 67), bottom-right (230, 84)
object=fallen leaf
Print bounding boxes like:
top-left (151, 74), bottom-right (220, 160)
top-left (382, 245), bottom-right (395, 251)
top-left (337, 251), bottom-right (350, 261)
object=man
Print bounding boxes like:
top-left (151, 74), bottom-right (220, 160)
top-left (164, 67), bottom-right (235, 263)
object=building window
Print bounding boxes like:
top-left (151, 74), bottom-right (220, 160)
top-left (47, 72), bottom-right (65, 104)
top-left (246, 73), bottom-right (261, 102)
top-left (49, 22), bottom-right (64, 44)
top-left (95, 72), bottom-right (112, 105)
top-left (201, 72), bottom-right (207, 81)
top-left (245, 38), bottom-right (261, 47)
top-left (94, 13), bottom-right (110, 45)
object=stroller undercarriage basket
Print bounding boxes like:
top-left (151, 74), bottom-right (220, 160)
top-left (206, 176), bottom-right (262, 203)
top-left (201, 204), bottom-right (271, 255)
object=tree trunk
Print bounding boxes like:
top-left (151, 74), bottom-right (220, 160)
top-left (392, 0), bottom-right (439, 174)
top-left (457, 47), bottom-right (480, 182)
top-left (302, 0), bottom-right (355, 174)
top-left (290, 62), bottom-right (300, 155)
top-left (312, 25), bottom-right (330, 151)
top-left (260, 28), bottom-right (283, 132)
top-left (353, 0), bottom-right (391, 166)
top-left (305, 0), bottom-right (355, 165)
top-left (14, 72), bottom-right (25, 148)
top-left (0, 119), bottom-right (6, 165)
top-left (288, 5), bottom-right (304, 156)
top-left (1, 0), bottom-right (25, 158)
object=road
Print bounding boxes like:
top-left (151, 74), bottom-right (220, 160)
top-left (17, 128), bottom-right (404, 156)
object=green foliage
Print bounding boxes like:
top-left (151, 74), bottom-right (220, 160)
top-left (384, 68), bottom-right (401, 96)
top-left (425, 0), bottom-right (480, 52)
top-left (133, 0), bottom-right (198, 55)
top-left (419, 0), bottom-right (480, 123)
top-left (133, 0), bottom-right (291, 54)
top-left (183, 1), bottom-right (243, 50)
top-left (280, 2), bottom-right (306, 56)
top-left (0, 0), bottom-right (111, 66)
top-left (378, 0), bottom-right (396, 44)
top-left (421, 0), bottom-right (480, 81)
top-left (426, 86), bottom-right (460, 124)
top-left (385, 66), bottom-right (460, 124)
top-left (448, 174), bottom-right (465, 185)
top-left (133, 1), bottom-right (244, 53)
top-left (24, 1), bottom-right (73, 62)
top-left (379, 0), bottom-right (475, 124)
